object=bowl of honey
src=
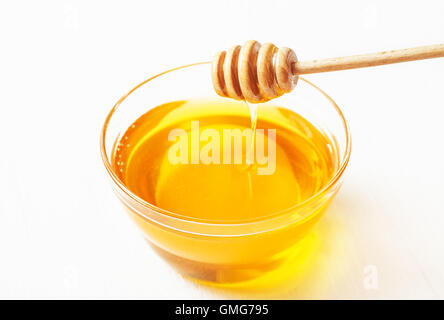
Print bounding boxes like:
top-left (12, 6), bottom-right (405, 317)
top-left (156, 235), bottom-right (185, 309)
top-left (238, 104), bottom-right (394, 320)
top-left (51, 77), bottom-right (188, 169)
top-left (100, 62), bottom-right (351, 284)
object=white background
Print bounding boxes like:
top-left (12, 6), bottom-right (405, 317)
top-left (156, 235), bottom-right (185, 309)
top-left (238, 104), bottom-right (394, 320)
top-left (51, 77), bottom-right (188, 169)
top-left (0, 0), bottom-right (443, 299)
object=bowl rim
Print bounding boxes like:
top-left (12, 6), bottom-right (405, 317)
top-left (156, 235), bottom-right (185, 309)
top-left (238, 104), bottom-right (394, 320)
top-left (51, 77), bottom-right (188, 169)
top-left (100, 62), bottom-right (351, 232)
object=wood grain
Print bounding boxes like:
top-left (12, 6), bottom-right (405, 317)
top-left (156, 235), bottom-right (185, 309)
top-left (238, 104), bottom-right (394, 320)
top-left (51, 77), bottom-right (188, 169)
top-left (293, 44), bottom-right (444, 74)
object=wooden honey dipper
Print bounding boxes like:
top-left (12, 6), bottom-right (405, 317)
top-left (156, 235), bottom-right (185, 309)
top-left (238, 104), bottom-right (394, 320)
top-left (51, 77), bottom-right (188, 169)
top-left (212, 40), bottom-right (444, 103)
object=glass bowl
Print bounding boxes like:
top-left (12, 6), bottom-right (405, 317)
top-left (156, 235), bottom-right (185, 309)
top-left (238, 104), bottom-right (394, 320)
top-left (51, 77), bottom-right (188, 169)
top-left (100, 62), bottom-right (351, 284)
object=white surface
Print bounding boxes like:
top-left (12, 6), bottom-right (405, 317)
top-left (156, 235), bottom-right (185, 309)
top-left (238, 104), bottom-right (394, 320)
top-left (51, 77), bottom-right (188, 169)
top-left (0, 0), bottom-right (443, 299)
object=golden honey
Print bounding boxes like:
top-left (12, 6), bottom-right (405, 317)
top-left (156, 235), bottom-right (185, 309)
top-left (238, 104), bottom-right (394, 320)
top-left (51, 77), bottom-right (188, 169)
top-left (111, 98), bottom-right (339, 283)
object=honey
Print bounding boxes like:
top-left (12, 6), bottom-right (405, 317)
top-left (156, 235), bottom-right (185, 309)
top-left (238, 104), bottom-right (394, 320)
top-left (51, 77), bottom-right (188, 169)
top-left (111, 98), bottom-right (340, 283)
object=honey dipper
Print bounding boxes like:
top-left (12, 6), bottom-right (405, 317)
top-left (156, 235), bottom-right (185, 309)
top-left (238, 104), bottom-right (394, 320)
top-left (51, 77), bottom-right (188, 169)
top-left (212, 40), bottom-right (444, 103)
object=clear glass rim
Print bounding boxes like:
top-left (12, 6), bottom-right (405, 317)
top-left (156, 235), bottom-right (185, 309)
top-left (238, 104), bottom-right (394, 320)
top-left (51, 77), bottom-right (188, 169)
top-left (100, 62), bottom-right (351, 231)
